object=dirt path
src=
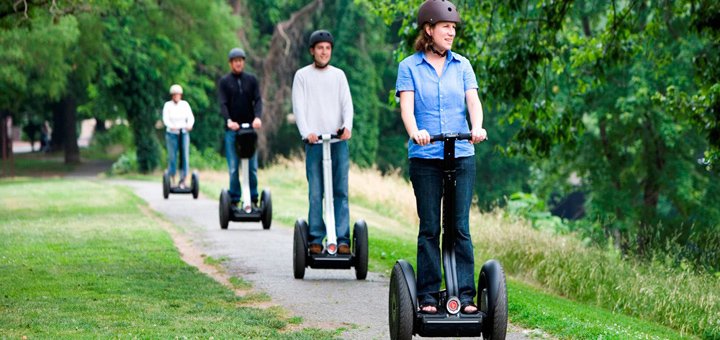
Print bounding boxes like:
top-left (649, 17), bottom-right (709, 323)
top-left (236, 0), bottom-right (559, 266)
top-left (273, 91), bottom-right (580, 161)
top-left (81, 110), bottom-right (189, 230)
top-left (119, 179), bottom-right (532, 339)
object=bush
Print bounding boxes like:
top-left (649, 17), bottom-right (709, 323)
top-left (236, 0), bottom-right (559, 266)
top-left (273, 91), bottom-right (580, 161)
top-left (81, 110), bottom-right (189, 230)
top-left (110, 150), bottom-right (138, 175)
top-left (88, 124), bottom-right (134, 159)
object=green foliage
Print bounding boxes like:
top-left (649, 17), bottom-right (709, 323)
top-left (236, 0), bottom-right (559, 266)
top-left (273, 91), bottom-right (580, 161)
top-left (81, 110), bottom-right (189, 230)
top-left (110, 150), bottom-right (138, 175)
top-left (363, 0), bottom-right (720, 270)
top-left (506, 192), bottom-right (565, 232)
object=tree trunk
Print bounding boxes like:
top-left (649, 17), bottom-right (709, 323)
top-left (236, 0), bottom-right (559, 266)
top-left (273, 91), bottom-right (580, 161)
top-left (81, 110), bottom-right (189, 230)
top-left (51, 105), bottom-right (65, 152)
top-left (59, 96), bottom-right (81, 164)
top-left (95, 117), bottom-right (106, 132)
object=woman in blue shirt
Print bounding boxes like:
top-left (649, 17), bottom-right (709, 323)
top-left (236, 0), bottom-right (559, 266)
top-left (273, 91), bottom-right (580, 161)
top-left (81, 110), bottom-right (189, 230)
top-left (395, 0), bottom-right (487, 314)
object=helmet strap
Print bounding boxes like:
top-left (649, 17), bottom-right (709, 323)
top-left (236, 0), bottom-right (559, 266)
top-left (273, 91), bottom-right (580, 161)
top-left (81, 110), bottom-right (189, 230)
top-left (430, 44), bottom-right (447, 57)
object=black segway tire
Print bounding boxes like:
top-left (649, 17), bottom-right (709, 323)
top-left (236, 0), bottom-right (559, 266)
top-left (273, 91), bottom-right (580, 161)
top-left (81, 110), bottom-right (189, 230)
top-left (261, 189), bottom-right (272, 230)
top-left (293, 219), bottom-right (308, 279)
top-left (353, 220), bottom-right (369, 280)
top-left (219, 190), bottom-right (231, 230)
top-left (389, 262), bottom-right (414, 340)
top-left (162, 172), bottom-right (170, 199)
top-left (479, 259), bottom-right (508, 340)
top-left (191, 172), bottom-right (199, 199)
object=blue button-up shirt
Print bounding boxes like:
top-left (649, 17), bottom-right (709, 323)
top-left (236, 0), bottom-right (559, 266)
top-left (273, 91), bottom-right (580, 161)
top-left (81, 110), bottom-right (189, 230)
top-left (396, 50), bottom-right (478, 159)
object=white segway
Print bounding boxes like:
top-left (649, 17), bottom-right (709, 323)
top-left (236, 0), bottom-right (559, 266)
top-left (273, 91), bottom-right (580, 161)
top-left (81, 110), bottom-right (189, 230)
top-left (293, 128), bottom-right (369, 280)
top-left (219, 124), bottom-right (272, 230)
top-left (163, 129), bottom-right (199, 199)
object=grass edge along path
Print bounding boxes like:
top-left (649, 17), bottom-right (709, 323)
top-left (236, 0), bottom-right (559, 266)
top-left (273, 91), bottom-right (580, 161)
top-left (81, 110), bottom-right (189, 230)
top-left (0, 178), bottom-right (336, 339)
top-left (199, 160), bottom-right (704, 339)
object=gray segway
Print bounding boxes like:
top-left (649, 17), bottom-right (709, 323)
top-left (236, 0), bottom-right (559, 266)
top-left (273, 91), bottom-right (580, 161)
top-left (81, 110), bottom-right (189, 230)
top-left (293, 128), bottom-right (369, 280)
top-left (219, 124), bottom-right (272, 230)
top-left (163, 129), bottom-right (199, 199)
top-left (388, 133), bottom-right (508, 340)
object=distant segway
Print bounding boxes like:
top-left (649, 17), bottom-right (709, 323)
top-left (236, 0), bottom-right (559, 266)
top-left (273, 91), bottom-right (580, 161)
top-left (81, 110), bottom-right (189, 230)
top-left (388, 133), bottom-right (508, 340)
top-left (293, 128), bottom-right (369, 280)
top-left (163, 129), bottom-right (199, 199)
top-left (219, 124), bottom-right (272, 230)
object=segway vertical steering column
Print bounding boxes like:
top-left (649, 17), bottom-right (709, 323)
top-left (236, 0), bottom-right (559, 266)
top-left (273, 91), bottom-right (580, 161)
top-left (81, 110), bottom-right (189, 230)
top-left (321, 133), bottom-right (338, 254)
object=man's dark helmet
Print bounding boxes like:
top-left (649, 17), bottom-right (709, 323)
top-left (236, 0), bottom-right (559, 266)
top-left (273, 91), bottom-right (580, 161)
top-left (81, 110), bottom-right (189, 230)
top-left (228, 48), bottom-right (246, 61)
top-left (309, 30), bottom-right (334, 48)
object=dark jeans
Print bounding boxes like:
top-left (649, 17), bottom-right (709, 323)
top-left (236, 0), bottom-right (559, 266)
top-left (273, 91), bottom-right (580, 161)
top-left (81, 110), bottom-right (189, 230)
top-left (409, 156), bottom-right (476, 305)
top-left (224, 130), bottom-right (258, 203)
top-left (305, 141), bottom-right (350, 246)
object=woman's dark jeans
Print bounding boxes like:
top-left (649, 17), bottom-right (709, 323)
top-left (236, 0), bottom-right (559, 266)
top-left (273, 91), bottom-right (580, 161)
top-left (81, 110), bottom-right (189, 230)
top-left (409, 156), bottom-right (476, 305)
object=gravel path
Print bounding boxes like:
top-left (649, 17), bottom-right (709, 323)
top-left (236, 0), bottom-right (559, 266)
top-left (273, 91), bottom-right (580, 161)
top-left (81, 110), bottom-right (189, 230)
top-left (121, 180), bottom-right (531, 339)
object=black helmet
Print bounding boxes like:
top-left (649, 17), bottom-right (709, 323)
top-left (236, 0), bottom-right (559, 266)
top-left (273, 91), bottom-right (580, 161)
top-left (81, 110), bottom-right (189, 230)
top-left (228, 48), bottom-right (246, 60)
top-left (309, 30), bottom-right (334, 48)
top-left (417, 0), bottom-right (461, 27)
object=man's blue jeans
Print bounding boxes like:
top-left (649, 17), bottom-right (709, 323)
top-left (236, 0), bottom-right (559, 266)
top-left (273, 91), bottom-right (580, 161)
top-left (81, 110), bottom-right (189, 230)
top-left (305, 141), bottom-right (350, 246)
top-left (166, 131), bottom-right (190, 182)
top-left (224, 130), bottom-right (258, 203)
top-left (409, 156), bottom-right (476, 305)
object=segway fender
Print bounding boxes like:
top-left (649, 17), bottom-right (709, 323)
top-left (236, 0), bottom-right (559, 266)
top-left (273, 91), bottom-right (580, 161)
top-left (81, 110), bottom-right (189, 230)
top-left (396, 259), bottom-right (418, 312)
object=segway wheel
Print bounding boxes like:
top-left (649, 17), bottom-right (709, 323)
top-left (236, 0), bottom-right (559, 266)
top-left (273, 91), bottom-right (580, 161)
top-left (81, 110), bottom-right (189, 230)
top-left (219, 190), bottom-right (231, 230)
top-left (162, 172), bottom-right (170, 199)
top-left (260, 189), bottom-right (272, 230)
top-left (353, 220), bottom-right (369, 280)
top-left (389, 262), bottom-right (414, 340)
top-left (293, 219), bottom-right (308, 279)
top-left (191, 172), bottom-right (199, 199)
top-left (479, 259), bottom-right (508, 340)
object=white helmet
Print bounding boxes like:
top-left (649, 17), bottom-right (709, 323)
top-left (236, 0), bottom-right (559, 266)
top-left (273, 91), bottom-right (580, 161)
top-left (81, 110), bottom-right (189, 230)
top-left (169, 84), bottom-right (183, 95)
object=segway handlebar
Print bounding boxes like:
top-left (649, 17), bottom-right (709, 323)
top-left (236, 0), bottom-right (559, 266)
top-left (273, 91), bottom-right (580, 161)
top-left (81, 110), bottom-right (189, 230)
top-left (235, 123), bottom-right (256, 136)
top-left (411, 132), bottom-right (474, 144)
top-left (302, 128), bottom-right (346, 143)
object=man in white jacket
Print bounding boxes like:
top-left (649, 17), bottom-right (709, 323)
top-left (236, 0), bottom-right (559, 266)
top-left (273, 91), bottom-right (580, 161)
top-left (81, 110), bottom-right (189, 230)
top-left (292, 30), bottom-right (354, 255)
top-left (162, 84), bottom-right (195, 188)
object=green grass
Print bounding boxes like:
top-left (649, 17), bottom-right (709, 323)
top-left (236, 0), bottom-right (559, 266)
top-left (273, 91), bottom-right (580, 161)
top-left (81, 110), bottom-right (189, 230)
top-left (198, 159), bottom-right (707, 339)
top-left (0, 179), bottom-right (334, 338)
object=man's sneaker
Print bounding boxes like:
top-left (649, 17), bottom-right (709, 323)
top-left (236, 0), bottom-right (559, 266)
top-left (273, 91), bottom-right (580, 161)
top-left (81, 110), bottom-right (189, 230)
top-left (338, 244), bottom-right (351, 255)
top-left (308, 243), bottom-right (322, 254)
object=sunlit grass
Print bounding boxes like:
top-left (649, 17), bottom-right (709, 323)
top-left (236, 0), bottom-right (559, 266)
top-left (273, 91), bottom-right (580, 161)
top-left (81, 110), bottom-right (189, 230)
top-left (0, 179), bottom-right (334, 338)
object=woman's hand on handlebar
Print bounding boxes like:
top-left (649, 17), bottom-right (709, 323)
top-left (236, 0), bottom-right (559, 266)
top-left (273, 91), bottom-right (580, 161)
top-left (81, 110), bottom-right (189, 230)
top-left (471, 128), bottom-right (487, 144)
top-left (252, 118), bottom-right (262, 129)
top-left (306, 133), bottom-right (319, 144)
top-left (412, 129), bottom-right (431, 146)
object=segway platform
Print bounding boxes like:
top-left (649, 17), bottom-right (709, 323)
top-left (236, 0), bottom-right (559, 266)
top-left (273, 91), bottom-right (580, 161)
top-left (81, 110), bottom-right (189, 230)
top-left (219, 188), bottom-right (272, 230)
top-left (293, 218), bottom-right (368, 279)
top-left (163, 171), bottom-right (199, 199)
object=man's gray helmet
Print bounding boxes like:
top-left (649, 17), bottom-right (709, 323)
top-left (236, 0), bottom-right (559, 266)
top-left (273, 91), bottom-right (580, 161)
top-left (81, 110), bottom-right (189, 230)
top-left (417, 0), bottom-right (461, 27)
top-left (309, 30), bottom-right (334, 48)
top-left (228, 48), bottom-right (246, 60)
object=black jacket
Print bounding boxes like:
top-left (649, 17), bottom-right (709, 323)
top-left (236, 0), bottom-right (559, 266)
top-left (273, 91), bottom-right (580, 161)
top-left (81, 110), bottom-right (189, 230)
top-left (218, 72), bottom-right (262, 126)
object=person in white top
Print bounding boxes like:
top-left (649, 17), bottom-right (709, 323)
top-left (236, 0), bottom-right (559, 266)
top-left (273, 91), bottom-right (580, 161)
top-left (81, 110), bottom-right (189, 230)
top-left (162, 84), bottom-right (195, 188)
top-left (292, 30), bottom-right (354, 255)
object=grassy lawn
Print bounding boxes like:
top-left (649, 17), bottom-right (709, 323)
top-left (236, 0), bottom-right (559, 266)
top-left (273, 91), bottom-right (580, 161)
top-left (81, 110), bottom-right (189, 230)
top-left (198, 159), bottom-right (695, 339)
top-left (0, 179), bottom-right (334, 338)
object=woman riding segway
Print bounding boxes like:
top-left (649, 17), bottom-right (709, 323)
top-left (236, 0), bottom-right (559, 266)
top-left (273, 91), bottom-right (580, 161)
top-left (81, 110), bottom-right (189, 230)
top-left (389, 1), bottom-right (508, 338)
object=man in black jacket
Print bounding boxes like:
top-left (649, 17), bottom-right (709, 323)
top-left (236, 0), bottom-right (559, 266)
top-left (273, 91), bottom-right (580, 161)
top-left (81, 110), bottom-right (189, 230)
top-left (218, 47), bottom-right (263, 206)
